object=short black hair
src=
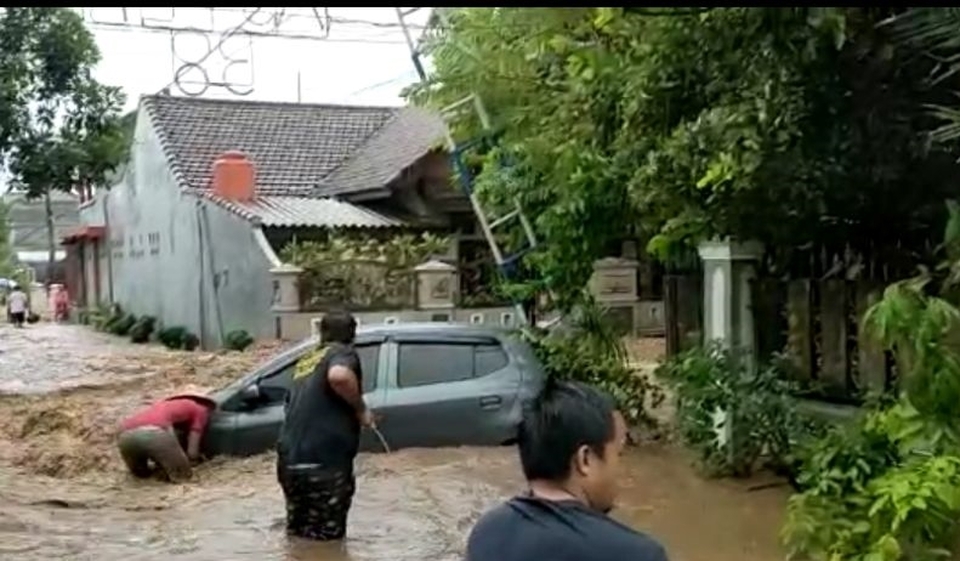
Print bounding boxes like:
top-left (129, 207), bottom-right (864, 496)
top-left (320, 310), bottom-right (357, 344)
top-left (518, 380), bottom-right (619, 482)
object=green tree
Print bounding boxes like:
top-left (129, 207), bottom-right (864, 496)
top-left (0, 8), bottom-right (128, 281)
top-left (408, 8), bottom-right (960, 308)
top-left (0, 198), bottom-right (13, 278)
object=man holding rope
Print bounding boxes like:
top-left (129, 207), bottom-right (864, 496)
top-left (276, 310), bottom-right (376, 541)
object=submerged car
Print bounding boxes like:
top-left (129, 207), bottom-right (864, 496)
top-left (201, 323), bottom-right (547, 457)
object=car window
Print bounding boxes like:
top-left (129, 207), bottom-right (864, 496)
top-left (254, 343), bottom-right (381, 406)
top-left (258, 362), bottom-right (295, 405)
top-left (475, 343), bottom-right (509, 376)
top-left (397, 341), bottom-right (509, 388)
top-left (357, 344), bottom-right (380, 393)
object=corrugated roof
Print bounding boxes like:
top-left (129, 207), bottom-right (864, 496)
top-left (201, 193), bottom-right (402, 229)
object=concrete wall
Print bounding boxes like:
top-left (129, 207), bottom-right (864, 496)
top-left (78, 107), bottom-right (277, 347)
top-left (276, 306), bottom-right (523, 341)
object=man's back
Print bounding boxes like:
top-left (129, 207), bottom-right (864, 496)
top-left (466, 496), bottom-right (669, 561)
top-left (278, 343), bottom-right (362, 468)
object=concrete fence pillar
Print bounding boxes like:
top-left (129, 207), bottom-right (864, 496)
top-left (697, 238), bottom-right (763, 456)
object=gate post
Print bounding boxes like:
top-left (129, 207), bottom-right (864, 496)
top-left (697, 238), bottom-right (762, 457)
top-left (697, 238), bottom-right (763, 361)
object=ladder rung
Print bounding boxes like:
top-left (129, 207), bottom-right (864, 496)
top-left (498, 246), bottom-right (533, 269)
top-left (489, 209), bottom-right (520, 230)
top-left (441, 95), bottom-right (476, 116)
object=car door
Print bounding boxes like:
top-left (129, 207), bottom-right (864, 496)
top-left (377, 334), bottom-right (522, 450)
top-left (216, 338), bottom-right (387, 457)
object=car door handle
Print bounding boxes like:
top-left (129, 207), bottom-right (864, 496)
top-left (479, 396), bottom-right (502, 410)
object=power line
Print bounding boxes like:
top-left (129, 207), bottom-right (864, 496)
top-left (156, 8), bottom-right (263, 95)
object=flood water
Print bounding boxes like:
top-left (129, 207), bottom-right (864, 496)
top-left (0, 445), bottom-right (788, 561)
top-left (0, 323), bottom-right (787, 560)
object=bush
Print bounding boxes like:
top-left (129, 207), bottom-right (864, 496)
top-left (521, 299), bottom-right (663, 429)
top-left (129, 316), bottom-right (157, 344)
top-left (158, 326), bottom-right (188, 349)
top-left (783, 268), bottom-right (960, 559)
top-left (223, 329), bottom-right (254, 352)
top-left (109, 313), bottom-right (137, 336)
top-left (156, 326), bottom-right (200, 351)
top-left (182, 332), bottom-right (200, 351)
top-left (656, 343), bottom-right (813, 477)
top-left (97, 303), bottom-right (124, 332)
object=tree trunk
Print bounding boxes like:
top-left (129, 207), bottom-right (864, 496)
top-left (44, 188), bottom-right (55, 289)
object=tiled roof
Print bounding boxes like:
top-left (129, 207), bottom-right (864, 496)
top-left (143, 95), bottom-right (447, 200)
top-left (199, 192), bottom-right (402, 229)
top-left (315, 107), bottom-right (447, 197)
top-left (143, 95), bottom-right (402, 196)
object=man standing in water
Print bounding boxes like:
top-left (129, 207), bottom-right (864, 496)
top-left (277, 310), bottom-right (375, 540)
top-left (466, 380), bottom-right (670, 560)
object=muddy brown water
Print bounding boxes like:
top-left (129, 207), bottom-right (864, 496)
top-left (0, 324), bottom-right (785, 560)
top-left (0, 445), bottom-right (788, 561)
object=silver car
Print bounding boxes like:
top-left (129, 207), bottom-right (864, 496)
top-left (201, 323), bottom-right (547, 457)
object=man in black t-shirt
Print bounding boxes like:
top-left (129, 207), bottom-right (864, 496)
top-left (466, 380), bottom-right (670, 561)
top-left (276, 310), bottom-right (375, 541)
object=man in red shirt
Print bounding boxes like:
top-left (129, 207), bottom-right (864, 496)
top-left (117, 385), bottom-right (216, 482)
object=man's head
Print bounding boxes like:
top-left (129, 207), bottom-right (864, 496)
top-left (518, 380), bottom-right (627, 514)
top-left (319, 310), bottom-right (357, 345)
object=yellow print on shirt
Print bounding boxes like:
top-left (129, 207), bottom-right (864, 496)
top-left (293, 345), bottom-right (331, 381)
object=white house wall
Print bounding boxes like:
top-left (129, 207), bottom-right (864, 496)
top-left (79, 107), bottom-right (275, 346)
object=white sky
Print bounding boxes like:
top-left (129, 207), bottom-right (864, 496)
top-left (83, 7), bottom-right (434, 111)
top-left (1, 8), bottom-right (435, 192)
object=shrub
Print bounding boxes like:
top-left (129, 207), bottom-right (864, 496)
top-left (129, 316), bottom-right (157, 344)
top-left (157, 326), bottom-right (188, 350)
top-left (109, 313), bottom-right (137, 336)
top-left (656, 343), bottom-right (813, 477)
top-left (182, 332), bottom-right (200, 351)
top-left (98, 303), bottom-right (124, 332)
top-left (521, 299), bottom-right (663, 429)
top-left (223, 329), bottom-right (254, 352)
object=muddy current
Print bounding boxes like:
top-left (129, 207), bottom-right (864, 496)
top-left (0, 325), bottom-right (788, 560)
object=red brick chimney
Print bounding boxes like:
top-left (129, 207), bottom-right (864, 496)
top-left (212, 151), bottom-right (256, 201)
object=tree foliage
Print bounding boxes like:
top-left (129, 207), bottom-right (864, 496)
top-left (0, 8), bottom-right (129, 200)
top-left (407, 8), bottom-right (960, 307)
top-left (0, 198), bottom-right (13, 277)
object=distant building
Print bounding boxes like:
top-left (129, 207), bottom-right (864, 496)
top-left (3, 190), bottom-right (79, 284)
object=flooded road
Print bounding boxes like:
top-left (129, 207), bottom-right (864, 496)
top-left (0, 446), bottom-right (788, 561)
top-left (0, 324), bottom-right (787, 560)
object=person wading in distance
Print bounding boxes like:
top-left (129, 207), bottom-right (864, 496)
top-left (466, 380), bottom-right (670, 561)
top-left (276, 310), bottom-right (376, 541)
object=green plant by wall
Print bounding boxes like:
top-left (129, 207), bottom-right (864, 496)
top-left (655, 343), bottom-right (811, 477)
top-left (521, 297), bottom-right (663, 429)
top-left (223, 329), bottom-right (254, 352)
top-left (782, 233), bottom-right (960, 560)
top-left (280, 232), bottom-right (450, 270)
top-left (109, 313), bottom-right (137, 336)
top-left (129, 316), bottom-right (156, 344)
top-left (158, 326), bottom-right (189, 350)
top-left (280, 232), bottom-right (451, 310)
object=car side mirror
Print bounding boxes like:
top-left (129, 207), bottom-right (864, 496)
top-left (240, 383), bottom-right (261, 404)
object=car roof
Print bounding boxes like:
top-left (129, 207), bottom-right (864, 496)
top-left (357, 321), bottom-right (511, 337)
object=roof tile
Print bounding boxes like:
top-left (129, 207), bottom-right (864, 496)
top-left (143, 95), bottom-right (400, 196)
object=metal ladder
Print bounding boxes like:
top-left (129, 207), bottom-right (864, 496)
top-left (395, 8), bottom-right (539, 326)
